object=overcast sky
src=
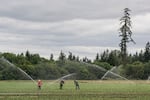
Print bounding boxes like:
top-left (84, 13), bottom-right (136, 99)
top-left (0, 0), bottom-right (150, 60)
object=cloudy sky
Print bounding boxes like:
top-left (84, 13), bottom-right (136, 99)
top-left (0, 0), bottom-right (150, 60)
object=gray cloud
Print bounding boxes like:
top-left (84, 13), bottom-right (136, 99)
top-left (0, 0), bottom-right (150, 60)
top-left (0, 0), bottom-right (150, 22)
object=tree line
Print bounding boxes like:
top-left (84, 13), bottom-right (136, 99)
top-left (0, 41), bottom-right (149, 80)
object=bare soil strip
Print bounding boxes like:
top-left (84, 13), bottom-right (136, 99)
top-left (0, 93), bottom-right (149, 97)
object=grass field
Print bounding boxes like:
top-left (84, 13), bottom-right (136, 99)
top-left (0, 80), bottom-right (150, 100)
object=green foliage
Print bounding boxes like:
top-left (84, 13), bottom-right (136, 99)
top-left (93, 61), bottom-right (112, 70)
top-left (0, 46), bottom-right (150, 80)
top-left (144, 42), bottom-right (150, 62)
top-left (0, 52), bottom-right (105, 80)
top-left (0, 64), bottom-right (27, 80)
top-left (34, 62), bottom-right (61, 79)
top-left (107, 50), bottom-right (121, 66)
top-left (100, 49), bottom-right (109, 62)
top-left (58, 51), bottom-right (66, 61)
top-left (143, 61), bottom-right (150, 79)
top-left (124, 61), bottom-right (150, 79)
top-left (50, 53), bottom-right (54, 61)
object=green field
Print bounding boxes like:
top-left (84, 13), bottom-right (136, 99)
top-left (0, 80), bottom-right (150, 100)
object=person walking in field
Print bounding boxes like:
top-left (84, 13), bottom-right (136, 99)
top-left (37, 80), bottom-right (42, 90)
top-left (60, 80), bottom-right (65, 90)
top-left (74, 80), bottom-right (80, 90)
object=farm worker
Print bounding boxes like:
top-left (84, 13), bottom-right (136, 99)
top-left (74, 80), bottom-right (80, 90)
top-left (37, 80), bottom-right (42, 90)
top-left (60, 80), bottom-right (65, 89)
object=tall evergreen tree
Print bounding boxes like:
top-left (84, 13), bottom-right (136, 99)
top-left (25, 50), bottom-right (31, 61)
top-left (107, 50), bottom-right (121, 66)
top-left (144, 42), bottom-right (150, 62)
top-left (100, 49), bottom-right (109, 62)
top-left (132, 52), bottom-right (139, 62)
top-left (58, 50), bottom-right (66, 61)
top-left (139, 50), bottom-right (144, 62)
top-left (95, 53), bottom-right (99, 62)
top-left (50, 53), bottom-right (54, 61)
top-left (119, 8), bottom-right (135, 66)
top-left (68, 52), bottom-right (73, 61)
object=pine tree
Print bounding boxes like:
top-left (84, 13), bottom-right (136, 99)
top-left (144, 42), bottom-right (150, 62)
top-left (119, 8), bottom-right (135, 66)
top-left (68, 52), bottom-right (73, 61)
top-left (95, 53), bottom-right (99, 62)
top-left (50, 53), bottom-right (54, 61)
top-left (58, 50), bottom-right (66, 61)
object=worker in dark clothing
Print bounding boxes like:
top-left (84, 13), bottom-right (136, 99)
top-left (74, 80), bottom-right (80, 90)
top-left (60, 80), bottom-right (65, 90)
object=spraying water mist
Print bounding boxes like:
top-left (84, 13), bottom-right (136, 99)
top-left (0, 57), bottom-right (37, 84)
top-left (80, 61), bottom-right (128, 80)
top-left (80, 61), bottom-right (107, 72)
top-left (101, 67), bottom-right (128, 80)
top-left (48, 73), bottom-right (76, 85)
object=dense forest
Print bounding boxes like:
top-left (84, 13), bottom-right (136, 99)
top-left (0, 42), bottom-right (149, 80)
